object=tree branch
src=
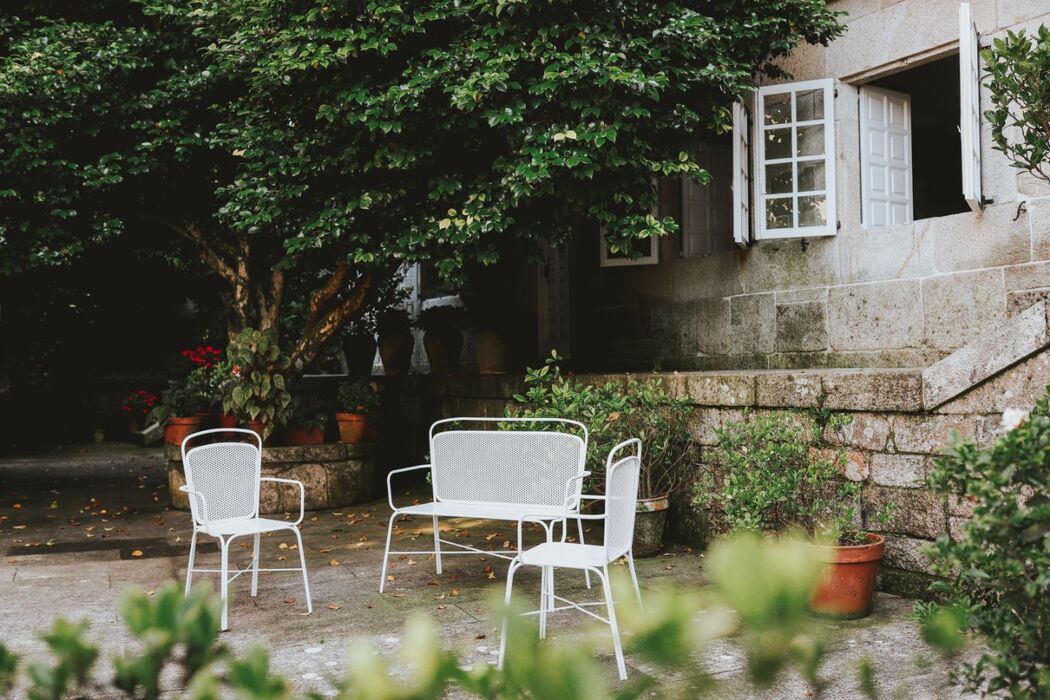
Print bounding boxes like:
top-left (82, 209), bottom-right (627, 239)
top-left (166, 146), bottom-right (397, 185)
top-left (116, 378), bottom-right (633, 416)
top-left (289, 272), bottom-right (376, 370)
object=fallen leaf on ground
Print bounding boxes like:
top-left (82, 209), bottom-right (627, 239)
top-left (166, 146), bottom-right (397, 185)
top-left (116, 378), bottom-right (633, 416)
top-left (327, 603), bottom-right (341, 610)
top-left (449, 589), bottom-right (460, 597)
top-left (329, 559), bottom-right (340, 566)
top-left (284, 597), bottom-right (297, 604)
top-left (320, 548), bottom-right (332, 553)
top-left (131, 550), bottom-right (144, 558)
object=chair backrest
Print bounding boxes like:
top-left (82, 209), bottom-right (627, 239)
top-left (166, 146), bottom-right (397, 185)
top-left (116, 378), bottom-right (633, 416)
top-left (181, 429), bottom-right (263, 524)
top-left (429, 417), bottom-right (587, 509)
top-left (603, 439), bottom-right (642, 560)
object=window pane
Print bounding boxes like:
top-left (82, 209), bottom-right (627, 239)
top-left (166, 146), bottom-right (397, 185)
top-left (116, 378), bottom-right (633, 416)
top-left (798, 195), bottom-right (827, 227)
top-left (765, 197), bottom-right (794, 229)
top-left (796, 124), bottom-right (824, 156)
top-left (765, 128), bottom-right (791, 159)
top-left (763, 93), bottom-right (791, 125)
top-left (765, 163), bottom-right (793, 194)
top-left (795, 89), bottom-right (824, 122)
top-left (797, 160), bottom-right (825, 192)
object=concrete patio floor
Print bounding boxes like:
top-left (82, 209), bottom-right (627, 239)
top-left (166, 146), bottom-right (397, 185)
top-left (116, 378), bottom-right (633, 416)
top-left (0, 444), bottom-right (975, 698)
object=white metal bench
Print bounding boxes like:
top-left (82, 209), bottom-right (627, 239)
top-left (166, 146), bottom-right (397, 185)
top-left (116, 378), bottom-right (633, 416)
top-left (379, 417), bottom-right (589, 592)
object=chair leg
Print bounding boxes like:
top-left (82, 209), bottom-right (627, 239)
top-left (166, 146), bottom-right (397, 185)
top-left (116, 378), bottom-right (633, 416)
top-left (546, 567), bottom-right (555, 637)
top-left (219, 537), bottom-right (230, 631)
top-left (598, 566), bottom-right (627, 681)
top-left (432, 515), bottom-right (442, 575)
top-left (539, 567), bottom-right (549, 640)
top-left (250, 532), bottom-right (261, 597)
top-left (379, 512), bottom-right (399, 593)
top-left (292, 527), bottom-right (313, 614)
top-left (184, 529), bottom-right (198, 596)
top-left (497, 561), bottom-right (521, 671)
top-left (626, 551), bottom-right (643, 609)
top-left (577, 519), bottom-right (592, 589)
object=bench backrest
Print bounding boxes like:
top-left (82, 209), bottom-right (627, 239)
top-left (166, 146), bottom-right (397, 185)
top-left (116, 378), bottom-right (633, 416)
top-left (429, 418), bottom-right (587, 509)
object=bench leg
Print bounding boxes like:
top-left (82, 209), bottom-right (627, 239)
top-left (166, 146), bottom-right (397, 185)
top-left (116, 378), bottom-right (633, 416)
top-left (577, 518), bottom-right (592, 589)
top-left (432, 515), bottom-right (443, 575)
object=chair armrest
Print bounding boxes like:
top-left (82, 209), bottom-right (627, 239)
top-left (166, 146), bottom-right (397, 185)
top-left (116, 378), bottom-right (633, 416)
top-left (260, 477), bottom-right (306, 525)
top-left (179, 485), bottom-right (210, 525)
top-left (514, 514), bottom-right (561, 557)
top-left (386, 464), bottom-right (432, 512)
top-left (561, 471), bottom-right (591, 512)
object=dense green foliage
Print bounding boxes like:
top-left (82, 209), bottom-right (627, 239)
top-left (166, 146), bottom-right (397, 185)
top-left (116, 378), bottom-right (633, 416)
top-left (0, 532), bottom-right (852, 698)
top-left (983, 24), bottom-right (1050, 183)
top-left (0, 0), bottom-right (843, 366)
top-left (926, 393), bottom-right (1050, 698)
top-left (222, 327), bottom-right (292, 436)
top-left (693, 411), bottom-right (875, 544)
top-left (337, 378), bottom-right (380, 413)
top-left (512, 352), bottom-right (693, 498)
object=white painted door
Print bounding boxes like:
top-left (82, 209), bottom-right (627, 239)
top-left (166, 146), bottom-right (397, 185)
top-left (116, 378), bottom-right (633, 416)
top-left (860, 85), bottom-right (913, 227)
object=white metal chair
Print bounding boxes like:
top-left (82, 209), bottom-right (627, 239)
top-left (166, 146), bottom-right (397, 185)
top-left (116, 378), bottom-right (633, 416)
top-left (498, 438), bottom-right (643, 680)
top-left (180, 428), bottom-right (312, 631)
top-left (381, 417), bottom-right (592, 592)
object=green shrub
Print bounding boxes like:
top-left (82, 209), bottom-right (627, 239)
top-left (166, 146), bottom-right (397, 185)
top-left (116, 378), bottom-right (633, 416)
top-left (926, 391), bottom-right (1050, 698)
top-left (693, 410), bottom-right (877, 545)
top-left (337, 378), bottom-right (380, 414)
top-left (511, 351), bottom-right (693, 499)
top-left (222, 328), bottom-right (292, 437)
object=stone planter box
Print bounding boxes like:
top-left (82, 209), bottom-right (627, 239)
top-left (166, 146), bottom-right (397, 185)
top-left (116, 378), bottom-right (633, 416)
top-left (167, 442), bottom-right (375, 513)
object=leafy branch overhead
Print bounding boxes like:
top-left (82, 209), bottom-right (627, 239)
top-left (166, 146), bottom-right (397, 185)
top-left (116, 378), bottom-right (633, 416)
top-left (0, 0), bottom-right (843, 369)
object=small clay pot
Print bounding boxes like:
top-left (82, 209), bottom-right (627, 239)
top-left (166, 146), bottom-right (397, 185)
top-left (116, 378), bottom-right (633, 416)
top-left (164, 415), bottom-right (203, 446)
top-left (473, 329), bottom-right (508, 375)
top-left (335, 412), bottom-right (374, 444)
top-left (809, 533), bottom-right (886, 619)
top-left (285, 427), bottom-right (325, 446)
top-left (632, 494), bottom-right (670, 557)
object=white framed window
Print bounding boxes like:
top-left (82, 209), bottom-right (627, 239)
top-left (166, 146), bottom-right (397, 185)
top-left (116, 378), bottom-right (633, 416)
top-left (599, 228), bottom-right (659, 267)
top-left (959, 1), bottom-right (983, 212)
top-left (731, 101), bottom-right (752, 247)
top-left (754, 79), bottom-right (837, 239)
top-left (860, 85), bottom-right (913, 227)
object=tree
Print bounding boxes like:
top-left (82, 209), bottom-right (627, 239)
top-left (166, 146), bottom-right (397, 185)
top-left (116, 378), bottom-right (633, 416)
top-left (983, 24), bottom-right (1050, 183)
top-left (0, 0), bottom-right (843, 371)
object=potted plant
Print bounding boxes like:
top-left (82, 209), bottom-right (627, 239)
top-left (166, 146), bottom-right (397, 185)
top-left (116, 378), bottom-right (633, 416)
top-left (693, 410), bottom-right (893, 619)
top-left (418, 305), bottom-right (465, 375)
top-left (151, 379), bottom-right (210, 446)
top-left (285, 396), bottom-right (328, 446)
top-left (513, 351), bottom-right (693, 557)
top-left (377, 308), bottom-right (414, 376)
top-left (342, 274), bottom-right (409, 377)
top-left (335, 379), bottom-right (379, 444)
top-left (221, 328), bottom-right (292, 441)
top-left (120, 389), bottom-right (158, 434)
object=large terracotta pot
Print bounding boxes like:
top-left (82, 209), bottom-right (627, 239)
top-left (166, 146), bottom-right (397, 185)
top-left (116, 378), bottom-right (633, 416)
top-left (423, 328), bottom-right (463, 375)
top-left (378, 332), bottom-right (414, 376)
top-left (285, 426), bottom-right (325, 446)
top-left (809, 533), bottom-right (885, 619)
top-left (164, 416), bottom-right (202, 446)
top-left (473, 329), bottom-right (507, 375)
top-left (632, 494), bottom-right (669, 558)
top-left (335, 412), bottom-right (374, 444)
top-left (343, 333), bottom-right (378, 378)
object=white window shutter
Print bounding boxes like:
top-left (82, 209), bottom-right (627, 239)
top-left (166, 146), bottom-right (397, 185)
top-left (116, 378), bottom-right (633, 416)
top-left (754, 79), bottom-right (837, 239)
top-left (860, 85), bottom-right (913, 227)
top-left (731, 101), bottom-right (751, 247)
top-left (959, 1), bottom-right (983, 212)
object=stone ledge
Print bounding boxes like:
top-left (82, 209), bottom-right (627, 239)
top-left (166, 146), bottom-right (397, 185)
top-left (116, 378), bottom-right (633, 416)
top-left (922, 300), bottom-right (1050, 410)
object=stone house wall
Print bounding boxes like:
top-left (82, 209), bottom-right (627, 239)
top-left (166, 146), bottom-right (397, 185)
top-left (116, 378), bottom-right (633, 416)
top-left (412, 300), bottom-right (1050, 597)
top-left (569, 0), bottom-right (1050, 373)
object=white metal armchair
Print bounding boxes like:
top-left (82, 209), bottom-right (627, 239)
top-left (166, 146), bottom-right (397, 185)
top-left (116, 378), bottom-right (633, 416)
top-left (180, 428), bottom-right (313, 631)
top-left (498, 438), bottom-right (643, 681)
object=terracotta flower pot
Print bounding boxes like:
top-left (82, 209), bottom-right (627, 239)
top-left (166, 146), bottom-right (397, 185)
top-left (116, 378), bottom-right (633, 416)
top-left (473, 328), bottom-right (508, 375)
top-left (285, 427), bottom-right (325, 446)
top-left (164, 415), bottom-right (203, 446)
top-left (809, 533), bottom-right (885, 619)
top-left (335, 412), bottom-right (374, 444)
top-left (632, 494), bottom-right (670, 558)
top-left (423, 327), bottom-right (463, 375)
top-left (378, 332), bottom-right (414, 376)
top-left (343, 333), bottom-right (378, 378)
top-left (218, 413), bottom-right (238, 429)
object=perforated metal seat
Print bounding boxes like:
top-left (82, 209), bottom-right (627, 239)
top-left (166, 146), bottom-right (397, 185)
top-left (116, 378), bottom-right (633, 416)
top-left (380, 417), bottom-right (591, 593)
top-left (180, 429), bottom-right (312, 630)
top-left (498, 439), bottom-right (644, 681)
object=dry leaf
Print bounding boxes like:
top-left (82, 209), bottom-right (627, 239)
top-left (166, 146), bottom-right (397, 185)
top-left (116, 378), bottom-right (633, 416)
top-left (329, 559), bottom-right (340, 566)
top-left (320, 548), bottom-right (332, 553)
top-left (387, 574), bottom-right (396, 582)
top-left (284, 597), bottom-right (297, 604)
top-left (327, 602), bottom-right (341, 610)
top-left (449, 588), bottom-right (460, 597)
top-left (130, 550), bottom-right (144, 558)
